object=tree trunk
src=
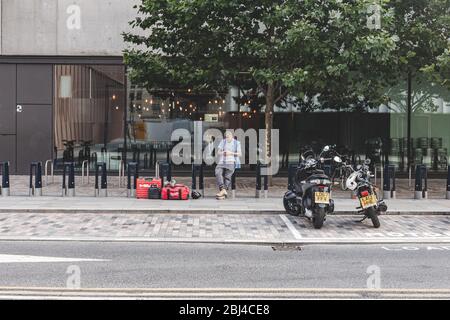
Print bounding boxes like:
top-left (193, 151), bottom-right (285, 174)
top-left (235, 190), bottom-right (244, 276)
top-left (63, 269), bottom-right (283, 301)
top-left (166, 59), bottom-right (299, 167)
top-left (265, 83), bottom-right (275, 186)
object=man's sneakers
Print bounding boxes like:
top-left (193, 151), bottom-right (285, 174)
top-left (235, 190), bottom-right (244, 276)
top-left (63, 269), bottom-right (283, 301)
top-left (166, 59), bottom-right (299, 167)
top-left (216, 188), bottom-right (228, 200)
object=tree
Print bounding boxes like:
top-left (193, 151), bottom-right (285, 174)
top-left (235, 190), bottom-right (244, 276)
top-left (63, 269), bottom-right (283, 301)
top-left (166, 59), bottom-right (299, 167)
top-left (123, 0), bottom-right (397, 170)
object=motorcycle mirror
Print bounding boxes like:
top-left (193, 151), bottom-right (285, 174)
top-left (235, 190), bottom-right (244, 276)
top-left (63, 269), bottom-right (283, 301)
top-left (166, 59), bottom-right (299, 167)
top-left (323, 145), bottom-right (330, 152)
top-left (364, 158), bottom-right (371, 165)
top-left (334, 156), bottom-right (342, 163)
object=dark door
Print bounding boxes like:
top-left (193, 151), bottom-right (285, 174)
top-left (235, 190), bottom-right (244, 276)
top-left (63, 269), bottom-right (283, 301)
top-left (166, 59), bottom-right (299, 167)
top-left (16, 105), bottom-right (53, 173)
top-left (0, 64), bottom-right (16, 135)
top-left (0, 65), bottom-right (17, 167)
top-left (15, 64), bottom-right (53, 173)
top-left (0, 135), bottom-right (16, 166)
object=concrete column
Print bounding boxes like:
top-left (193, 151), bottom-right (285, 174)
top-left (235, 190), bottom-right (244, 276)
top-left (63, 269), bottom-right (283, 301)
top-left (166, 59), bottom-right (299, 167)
top-left (227, 86), bottom-right (239, 112)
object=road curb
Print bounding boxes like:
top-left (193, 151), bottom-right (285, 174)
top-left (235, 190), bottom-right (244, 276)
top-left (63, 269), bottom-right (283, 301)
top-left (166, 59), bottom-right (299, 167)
top-left (0, 287), bottom-right (449, 299)
top-left (0, 209), bottom-right (449, 215)
top-left (1, 236), bottom-right (450, 244)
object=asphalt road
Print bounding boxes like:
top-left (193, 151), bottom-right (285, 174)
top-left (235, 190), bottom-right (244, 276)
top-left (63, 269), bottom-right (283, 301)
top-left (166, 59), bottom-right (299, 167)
top-left (0, 241), bottom-right (449, 295)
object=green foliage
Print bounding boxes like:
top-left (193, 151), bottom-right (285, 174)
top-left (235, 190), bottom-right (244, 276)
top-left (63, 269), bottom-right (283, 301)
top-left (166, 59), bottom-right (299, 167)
top-left (123, 0), bottom-right (398, 109)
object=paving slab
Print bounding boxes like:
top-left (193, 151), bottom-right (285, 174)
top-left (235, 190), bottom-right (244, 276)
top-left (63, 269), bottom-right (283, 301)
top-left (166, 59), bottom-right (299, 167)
top-left (0, 212), bottom-right (449, 244)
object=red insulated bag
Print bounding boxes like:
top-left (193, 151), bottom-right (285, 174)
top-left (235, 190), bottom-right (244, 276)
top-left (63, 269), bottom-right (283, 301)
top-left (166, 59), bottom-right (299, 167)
top-left (161, 184), bottom-right (190, 200)
top-left (136, 178), bottom-right (162, 199)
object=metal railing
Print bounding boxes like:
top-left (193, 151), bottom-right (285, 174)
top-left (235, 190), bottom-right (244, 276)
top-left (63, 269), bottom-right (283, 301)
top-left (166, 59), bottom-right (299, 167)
top-left (44, 159), bottom-right (54, 186)
top-left (81, 160), bottom-right (90, 185)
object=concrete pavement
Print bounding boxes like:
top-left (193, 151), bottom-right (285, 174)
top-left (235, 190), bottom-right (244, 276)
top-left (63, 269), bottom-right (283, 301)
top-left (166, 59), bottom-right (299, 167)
top-left (0, 197), bottom-right (449, 215)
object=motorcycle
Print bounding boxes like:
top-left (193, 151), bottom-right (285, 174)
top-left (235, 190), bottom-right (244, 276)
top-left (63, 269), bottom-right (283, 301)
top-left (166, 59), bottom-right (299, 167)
top-left (345, 159), bottom-right (387, 228)
top-left (283, 145), bottom-right (341, 229)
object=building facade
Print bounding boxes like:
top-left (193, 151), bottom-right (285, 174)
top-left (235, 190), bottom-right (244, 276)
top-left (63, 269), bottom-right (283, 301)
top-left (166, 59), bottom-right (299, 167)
top-left (1, 0), bottom-right (449, 175)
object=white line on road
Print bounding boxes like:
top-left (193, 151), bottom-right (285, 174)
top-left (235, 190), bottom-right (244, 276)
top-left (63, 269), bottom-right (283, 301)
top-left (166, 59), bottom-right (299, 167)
top-left (0, 254), bottom-right (108, 264)
top-left (280, 214), bottom-right (302, 239)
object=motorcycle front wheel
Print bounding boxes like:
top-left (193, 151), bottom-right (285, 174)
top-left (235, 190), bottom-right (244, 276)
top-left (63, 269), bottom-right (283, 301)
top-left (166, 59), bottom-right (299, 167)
top-left (283, 196), bottom-right (300, 216)
top-left (312, 207), bottom-right (326, 229)
top-left (365, 206), bottom-right (380, 228)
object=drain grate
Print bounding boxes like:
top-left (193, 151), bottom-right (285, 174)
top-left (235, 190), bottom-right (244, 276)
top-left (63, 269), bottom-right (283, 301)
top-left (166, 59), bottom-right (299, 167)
top-left (271, 244), bottom-right (302, 251)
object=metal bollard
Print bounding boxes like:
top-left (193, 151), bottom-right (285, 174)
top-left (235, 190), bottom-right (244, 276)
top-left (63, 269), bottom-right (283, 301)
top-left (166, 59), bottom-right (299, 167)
top-left (118, 160), bottom-right (125, 188)
top-left (447, 165), bottom-right (450, 200)
top-left (62, 162), bottom-right (76, 197)
top-left (95, 162), bottom-right (108, 197)
top-left (29, 162), bottom-right (43, 196)
top-left (127, 162), bottom-right (139, 198)
top-left (91, 152), bottom-right (98, 167)
top-left (231, 169), bottom-right (238, 199)
top-left (44, 159), bottom-right (54, 186)
top-left (0, 162), bottom-right (11, 197)
top-left (81, 160), bottom-right (90, 185)
top-left (256, 161), bottom-right (268, 198)
top-left (287, 163), bottom-right (297, 191)
top-left (191, 164), bottom-right (205, 197)
top-left (414, 164), bottom-right (428, 199)
top-left (383, 164), bottom-right (396, 199)
top-left (158, 161), bottom-right (172, 186)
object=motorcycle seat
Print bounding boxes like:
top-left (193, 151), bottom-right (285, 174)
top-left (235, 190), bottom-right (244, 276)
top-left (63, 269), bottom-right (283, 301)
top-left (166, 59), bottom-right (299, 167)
top-left (307, 173), bottom-right (329, 180)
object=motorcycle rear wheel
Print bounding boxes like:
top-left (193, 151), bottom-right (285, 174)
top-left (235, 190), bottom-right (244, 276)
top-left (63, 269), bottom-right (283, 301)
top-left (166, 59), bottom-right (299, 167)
top-left (366, 207), bottom-right (380, 228)
top-left (312, 207), bottom-right (326, 229)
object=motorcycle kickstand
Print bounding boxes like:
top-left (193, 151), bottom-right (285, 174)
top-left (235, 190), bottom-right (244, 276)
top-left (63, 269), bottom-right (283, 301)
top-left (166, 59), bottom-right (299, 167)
top-left (356, 216), bottom-right (368, 223)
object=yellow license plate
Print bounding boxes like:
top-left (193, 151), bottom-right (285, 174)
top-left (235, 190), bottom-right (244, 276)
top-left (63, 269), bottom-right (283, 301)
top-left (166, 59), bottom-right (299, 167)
top-left (314, 192), bottom-right (330, 204)
top-left (360, 194), bottom-right (377, 209)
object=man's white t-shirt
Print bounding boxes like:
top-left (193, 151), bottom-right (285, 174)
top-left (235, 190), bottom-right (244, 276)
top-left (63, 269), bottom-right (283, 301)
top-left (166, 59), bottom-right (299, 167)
top-left (218, 139), bottom-right (241, 165)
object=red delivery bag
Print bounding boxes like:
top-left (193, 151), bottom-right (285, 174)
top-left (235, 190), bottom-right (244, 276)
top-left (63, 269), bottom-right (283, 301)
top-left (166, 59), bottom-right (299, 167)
top-left (136, 178), bottom-right (162, 199)
top-left (161, 184), bottom-right (190, 200)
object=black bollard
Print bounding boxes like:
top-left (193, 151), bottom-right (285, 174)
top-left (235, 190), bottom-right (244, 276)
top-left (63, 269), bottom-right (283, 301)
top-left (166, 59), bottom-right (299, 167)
top-left (158, 161), bottom-right (172, 186)
top-left (414, 164), bottom-right (428, 199)
top-left (191, 164), bottom-right (205, 197)
top-left (29, 162), bottom-right (43, 196)
top-left (127, 162), bottom-right (139, 198)
top-left (447, 165), bottom-right (450, 200)
top-left (256, 161), bottom-right (269, 198)
top-left (62, 162), bottom-right (76, 197)
top-left (383, 164), bottom-right (396, 199)
top-left (288, 163), bottom-right (297, 191)
top-left (95, 162), bottom-right (108, 197)
top-left (0, 162), bottom-right (10, 197)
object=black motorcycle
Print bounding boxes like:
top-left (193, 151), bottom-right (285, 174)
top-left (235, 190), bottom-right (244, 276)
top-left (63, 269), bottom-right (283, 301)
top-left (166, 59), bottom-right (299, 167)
top-left (345, 159), bottom-right (387, 228)
top-left (283, 146), bottom-right (340, 229)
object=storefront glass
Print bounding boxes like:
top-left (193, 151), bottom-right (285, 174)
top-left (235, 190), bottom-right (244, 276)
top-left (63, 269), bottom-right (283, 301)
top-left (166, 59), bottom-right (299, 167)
top-left (388, 78), bottom-right (450, 173)
top-left (53, 64), bottom-right (125, 171)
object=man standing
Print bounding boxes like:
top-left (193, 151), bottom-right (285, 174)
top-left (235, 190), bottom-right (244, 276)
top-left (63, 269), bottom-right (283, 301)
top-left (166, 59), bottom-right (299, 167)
top-left (215, 131), bottom-right (241, 200)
